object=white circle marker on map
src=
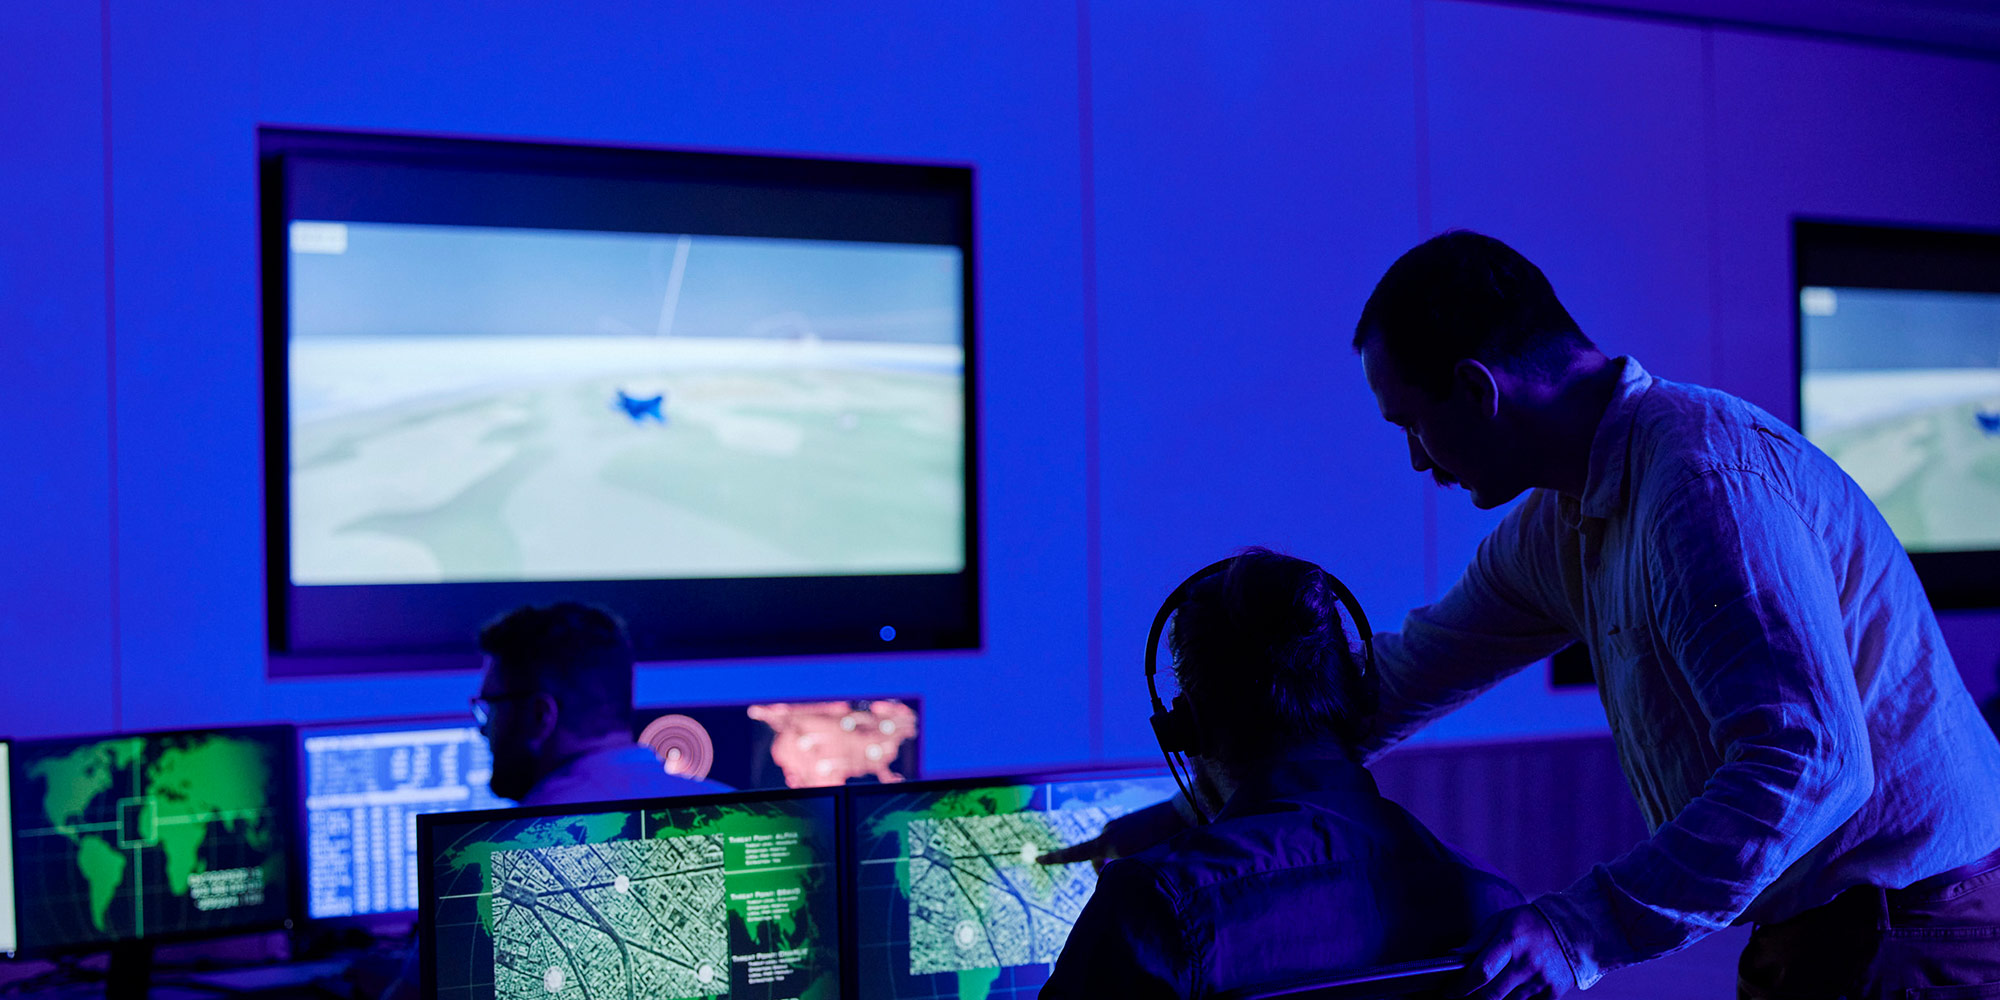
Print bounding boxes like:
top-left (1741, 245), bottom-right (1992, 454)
top-left (841, 716), bottom-right (858, 732)
top-left (866, 743), bottom-right (884, 761)
top-left (1020, 843), bottom-right (1039, 866)
top-left (544, 967), bottom-right (565, 993)
top-left (697, 964), bottom-right (715, 984)
top-left (954, 920), bottom-right (980, 949)
top-left (880, 719), bottom-right (896, 734)
top-left (615, 875), bottom-right (630, 893)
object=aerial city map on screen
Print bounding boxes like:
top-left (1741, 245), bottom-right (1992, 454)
top-left (426, 795), bottom-right (840, 1000)
top-left (848, 773), bottom-right (1178, 1000)
top-left (288, 221), bottom-right (966, 587)
top-left (1800, 286), bottom-right (2000, 553)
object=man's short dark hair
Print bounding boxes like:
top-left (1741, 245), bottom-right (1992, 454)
top-left (1352, 230), bottom-right (1595, 397)
top-left (479, 602), bottom-right (634, 738)
top-left (1168, 548), bottom-right (1376, 768)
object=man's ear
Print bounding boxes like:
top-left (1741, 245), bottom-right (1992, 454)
top-left (525, 692), bottom-right (561, 748)
top-left (1453, 358), bottom-right (1501, 420)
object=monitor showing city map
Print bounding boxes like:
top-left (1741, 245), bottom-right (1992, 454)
top-left (262, 128), bottom-right (981, 669)
top-left (6, 726), bottom-right (296, 953)
top-left (846, 768), bottom-right (1178, 999)
top-left (419, 788), bottom-right (840, 1000)
top-left (632, 697), bottom-right (921, 790)
top-left (1796, 220), bottom-right (2000, 608)
top-left (0, 741), bottom-right (17, 957)
top-left (299, 716), bottom-right (510, 919)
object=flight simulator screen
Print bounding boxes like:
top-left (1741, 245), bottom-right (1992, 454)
top-left (1, 742), bottom-right (16, 956)
top-left (423, 791), bottom-right (840, 1000)
top-left (7, 727), bottom-right (294, 952)
top-left (1800, 286), bottom-right (2000, 553)
top-left (634, 698), bottom-right (921, 791)
top-left (286, 221), bottom-right (967, 587)
top-left (301, 719), bottom-right (510, 918)
top-left (848, 771), bottom-right (1179, 999)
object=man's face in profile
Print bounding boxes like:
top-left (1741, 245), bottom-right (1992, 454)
top-left (1361, 338), bottom-right (1520, 509)
top-left (476, 659), bottom-right (541, 802)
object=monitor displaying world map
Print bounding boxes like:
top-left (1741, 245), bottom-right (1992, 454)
top-left (6, 727), bottom-right (294, 952)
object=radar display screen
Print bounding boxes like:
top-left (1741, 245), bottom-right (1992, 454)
top-left (633, 697), bottom-right (921, 790)
top-left (421, 790), bottom-right (840, 1000)
top-left (8, 726), bottom-right (295, 952)
top-left (300, 718), bottom-right (510, 918)
top-left (847, 771), bottom-right (1177, 999)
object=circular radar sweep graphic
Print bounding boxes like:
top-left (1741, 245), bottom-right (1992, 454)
top-left (639, 714), bottom-right (716, 780)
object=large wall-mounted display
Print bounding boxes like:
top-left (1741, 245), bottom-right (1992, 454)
top-left (262, 128), bottom-right (980, 670)
top-left (1796, 220), bottom-right (2000, 608)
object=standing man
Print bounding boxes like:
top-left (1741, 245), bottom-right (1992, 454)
top-left (1355, 231), bottom-right (2000, 998)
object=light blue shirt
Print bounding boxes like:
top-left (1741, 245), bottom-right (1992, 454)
top-left (521, 742), bottom-right (730, 807)
top-left (1365, 357), bottom-right (2000, 987)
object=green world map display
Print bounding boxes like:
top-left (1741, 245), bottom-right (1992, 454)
top-left (8, 728), bottom-right (292, 951)
top-left (425, 795), bottom-right (839, 1000)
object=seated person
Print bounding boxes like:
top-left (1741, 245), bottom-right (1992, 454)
top-left (475, 601), bottom-right (730, 805)
top-left (371, 602), bottom-right (726, 1000)
top-left (1040, 549), bottom-right (1521, 998)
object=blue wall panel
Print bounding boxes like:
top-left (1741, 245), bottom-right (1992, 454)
top-left (2, 0), bottom-right (1996, 767)
top-left (1089, 0), bottom-right (1429, 759)
top-left (1709, 30), bottom-right (2000, 678)
top-left (96, 0), bottom-right (1092, 773)
top-left (0, 4), bottom-right (117, 738)
top-left (1400, 1), bottom-right (1716, 743)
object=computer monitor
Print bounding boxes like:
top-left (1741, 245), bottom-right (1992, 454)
top-left (847, 767), bottom-right (1179, 998)
top-left (261, 127), bottom-right (981, 671)
top-left (298, 716), bottom-right (511, 919)
top-left (419, 788), bottom-right (841, 1000)
top-left (1, 740), bottom-right (16, 958)
top-left (633, 696), bottom-right (921, 790)
top-left (6, 725), bottom-right (296, 954)
top-left (1796, 219), bottom-right (2000, 608)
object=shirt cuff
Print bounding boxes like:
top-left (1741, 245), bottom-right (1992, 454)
top-left (1531, 888), bottom-right (1611, 990)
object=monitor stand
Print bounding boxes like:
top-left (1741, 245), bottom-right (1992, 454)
top-left (105, 941), bottom-right (154, 999)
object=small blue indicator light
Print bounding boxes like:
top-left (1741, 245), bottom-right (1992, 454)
top-left (879, 625), bottom-right (897, 642)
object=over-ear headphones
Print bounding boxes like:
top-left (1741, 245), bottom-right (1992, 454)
top-left (1144, 553), bottom-right (1376, 825)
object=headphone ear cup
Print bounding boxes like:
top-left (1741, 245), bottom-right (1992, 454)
top-left (1150, 693), bottom-right (1200, 755)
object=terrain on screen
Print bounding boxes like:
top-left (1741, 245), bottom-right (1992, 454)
top-left (1801, 286), bottom-right (2000, 553)
top-left (427, 797), bottom-right (838, 1000)
top-left (288, 222), bottom-right (966, 586)
top-left (8, 730), bottom-right (290, 951)
top-left (849, 774), bottom-right (1177, 1000)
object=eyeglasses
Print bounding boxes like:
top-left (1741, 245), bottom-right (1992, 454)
top-left (470, 691), bottom-right (538, 730)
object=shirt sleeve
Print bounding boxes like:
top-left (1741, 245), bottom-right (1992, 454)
top-left (1360, 496), bottom-right (1579, 759)
top-left (1533, 468), bottom-right (1872, 987)
top-left (1039, 858), bottom-right (1190, 1000)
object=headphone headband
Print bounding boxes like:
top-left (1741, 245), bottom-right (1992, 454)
top-left (1143, 552), bottom-right (1376, 824)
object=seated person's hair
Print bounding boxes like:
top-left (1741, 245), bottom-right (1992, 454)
top-left (1168, 548), bottom-right (1376, 767)
top-left (478, 602), bottom-right (635, 739)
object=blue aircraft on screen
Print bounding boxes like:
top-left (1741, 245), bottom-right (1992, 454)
top-left (615, 388), bottom-right (666, 424)
top-left (1977, 408), bottom-right (2000, 436)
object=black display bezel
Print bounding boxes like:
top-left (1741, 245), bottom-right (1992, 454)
top-left (259, 126), bottom-right (983, 672)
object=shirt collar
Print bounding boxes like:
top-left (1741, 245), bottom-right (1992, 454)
top-left (1575, 355), bottom-right (1654, 523)
top-left (1215, 744), bottom-right (1380, 821)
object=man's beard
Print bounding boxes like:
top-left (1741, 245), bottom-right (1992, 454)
top-left (489, 742), bottom-right (538, 802)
